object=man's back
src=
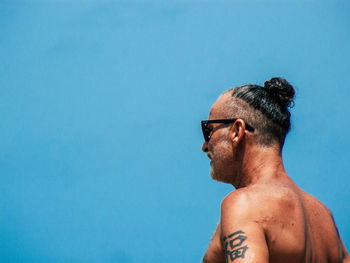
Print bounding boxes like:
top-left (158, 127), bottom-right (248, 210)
top-left (217, 178), bottom-right (349, 263)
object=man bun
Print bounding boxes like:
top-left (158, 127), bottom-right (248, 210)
top-left (264, 77), bottom-right (295, 109)
top-left (228, 77), bottom-right (296, 147)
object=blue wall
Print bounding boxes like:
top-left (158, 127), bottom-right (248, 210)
top-left (1, 1), bottom-right (349, 262)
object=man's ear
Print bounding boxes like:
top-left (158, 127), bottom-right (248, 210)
top-left (230, 119), bottom-right (246, 146)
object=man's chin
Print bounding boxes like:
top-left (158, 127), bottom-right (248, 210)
top-left (209, 168), bottom-right (217, 180)
top-left (210, 167), bottom-right (232, 184)
top-left (210, 168), bottom-right (223, 182)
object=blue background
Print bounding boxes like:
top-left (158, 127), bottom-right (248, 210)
top-left (1, 1), bottom-right (349, 262)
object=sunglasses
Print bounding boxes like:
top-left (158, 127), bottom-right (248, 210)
top-left (201, 119), bottom-right (255, 142)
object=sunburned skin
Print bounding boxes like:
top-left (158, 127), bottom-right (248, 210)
top-left (201, 92), bottom-right (349, 263)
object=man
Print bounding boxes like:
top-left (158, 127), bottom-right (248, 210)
top-left (201, 78), bottom-right (349, 263)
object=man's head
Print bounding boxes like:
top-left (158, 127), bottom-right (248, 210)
top-left (202, 77), bottom-right (295, 184)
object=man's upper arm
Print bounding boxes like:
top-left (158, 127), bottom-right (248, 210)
top-left (220, 192), bottom-right (269, 263)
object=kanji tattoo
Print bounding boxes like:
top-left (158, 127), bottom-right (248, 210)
top-left (222, 230), bottom-right (248, 262)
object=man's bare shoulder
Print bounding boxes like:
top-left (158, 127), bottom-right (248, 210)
top-left (221, 183), bottom-right (303, 223)
top-left (222, 183), bottom-right (300, 207)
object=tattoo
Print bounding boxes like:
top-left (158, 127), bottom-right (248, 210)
top-left (222, 230), bottom-right (248, 262)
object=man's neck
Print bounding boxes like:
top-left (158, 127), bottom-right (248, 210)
top-left (234, 145), bottom-right (288, 189)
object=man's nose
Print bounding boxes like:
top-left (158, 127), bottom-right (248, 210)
top-left (202, 141), bottom-right (208, 152)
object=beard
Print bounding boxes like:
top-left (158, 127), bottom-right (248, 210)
top-left (208, 137), bottom-right (237, 184)
top-left (209, 160), bottom-right (233, 184)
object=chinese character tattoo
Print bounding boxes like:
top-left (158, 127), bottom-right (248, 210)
top-left (222, 230), bottom-right (248, 262)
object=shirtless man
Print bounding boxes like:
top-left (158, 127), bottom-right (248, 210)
top-left (201, 78), bottom-right (349, 263)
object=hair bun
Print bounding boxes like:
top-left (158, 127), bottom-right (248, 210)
top-left (264, 77), bottom-right (295, 108)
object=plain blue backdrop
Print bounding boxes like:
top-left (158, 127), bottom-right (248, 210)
top-left (1, 1), bottom-right (349, 262)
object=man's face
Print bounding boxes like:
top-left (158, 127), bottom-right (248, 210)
top-left (202, 94), bottom-right (237, 183)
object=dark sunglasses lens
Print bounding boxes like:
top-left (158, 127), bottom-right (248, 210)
top-left (201, 122), bottom-right (209, 142)
top-left (203, 123), bottom-right (210, 142)
top-left (206, 131), bottom-right (210, 142)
